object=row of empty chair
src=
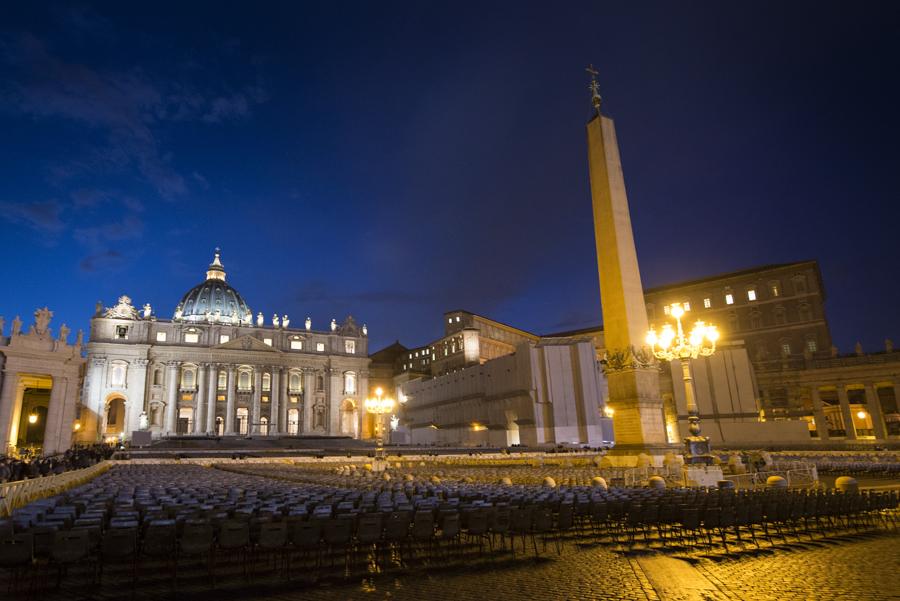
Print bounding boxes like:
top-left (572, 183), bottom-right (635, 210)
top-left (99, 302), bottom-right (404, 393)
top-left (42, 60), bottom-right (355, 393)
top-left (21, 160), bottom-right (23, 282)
top-left (1, 462), bottom-right (897, 594)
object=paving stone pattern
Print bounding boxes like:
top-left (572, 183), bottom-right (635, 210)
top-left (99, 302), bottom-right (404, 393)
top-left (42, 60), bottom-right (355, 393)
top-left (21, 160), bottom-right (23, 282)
top-left (13, 531), bottom-right (899, 601)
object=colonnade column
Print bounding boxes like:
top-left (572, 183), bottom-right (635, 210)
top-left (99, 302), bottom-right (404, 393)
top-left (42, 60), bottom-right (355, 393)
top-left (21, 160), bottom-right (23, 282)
top-left (225, 365), bottom-right (236, 435)
top-left (0, 369), bottom-right (20, 452)
top-left (252, 369), bottom-right (262, 434)
top-left (194, 363), bottom-right (208, 434)
top-left (303, 370), bottom-right (315, 433)
top-left (43, 375), bottom-right (73, 455)
top-left (810, 386), bottom-right (829, 441)
top-left (165, 361), bottom-right (180, 435)
top-left (864, 383), bottom-right (887, 440)
top-left (836, 385), bottom-right (856, 439)
top-left (206, 364), bottom-right (218, 434)
top-left (270, 367), bottom-right (280, 435)
top-left (280, 370), bottom-right (289, 434)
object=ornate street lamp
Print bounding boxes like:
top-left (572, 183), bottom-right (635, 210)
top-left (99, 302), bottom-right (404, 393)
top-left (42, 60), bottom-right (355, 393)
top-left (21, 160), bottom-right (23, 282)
top-left (646, 302), bottom-right (719, 464)
top-left (364, 387), bottom-right (395, 469)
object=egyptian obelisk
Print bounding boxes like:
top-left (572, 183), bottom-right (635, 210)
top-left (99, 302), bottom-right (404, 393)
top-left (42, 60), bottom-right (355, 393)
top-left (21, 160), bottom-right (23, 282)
top-left (585, 67), bottom-right (668, 451)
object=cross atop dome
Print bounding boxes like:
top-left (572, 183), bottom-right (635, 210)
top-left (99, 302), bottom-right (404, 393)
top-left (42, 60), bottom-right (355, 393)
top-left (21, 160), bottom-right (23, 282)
top-left (206, 248), bottom-right (226, 281)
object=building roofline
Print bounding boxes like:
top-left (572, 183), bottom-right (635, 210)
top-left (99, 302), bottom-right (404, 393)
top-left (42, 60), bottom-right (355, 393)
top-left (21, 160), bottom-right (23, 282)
top-left (442, 309), bottom-right (540, 340)
top-left (644, 260), bottom-right (821, 295)
top-left (540, 324), bottom-right (604, 338)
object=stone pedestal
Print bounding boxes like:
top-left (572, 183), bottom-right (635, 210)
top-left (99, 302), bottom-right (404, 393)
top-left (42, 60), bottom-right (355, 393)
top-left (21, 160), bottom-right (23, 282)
top-left (682, 465), bottom-right (724, 488)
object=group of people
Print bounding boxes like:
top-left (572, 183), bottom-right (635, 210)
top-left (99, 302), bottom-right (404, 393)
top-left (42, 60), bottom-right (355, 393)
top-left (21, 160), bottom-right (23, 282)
top-left (0, 444), bottom-right (114, 483)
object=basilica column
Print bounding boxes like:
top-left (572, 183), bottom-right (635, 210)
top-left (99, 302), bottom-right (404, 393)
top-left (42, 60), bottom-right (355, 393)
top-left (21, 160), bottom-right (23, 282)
top-left (358, 370), bottom-right (369, 440)
top-left (206, 364), bottom-right (218, 434)
top-left (251, 368), bottom-right (262, 434)
top-left (124, 358), bottom-right (149, 438)
top-left (224, 365), bottom-right (236, 435)
top-left (836, 385), bottom-right (856, 439)
top-left (864, 383), bottom-right (887, 440)
top-left (194, 363), bottom-right (208, 434)
top-left (280, 369), bottom-right (289, 434)
top-left (269, 367), bottom-right (280, 435)
top-left (303, 370), bottom-right (316, 433)
top-left (328, 368), bottom-right (342, 435)
top-left (165, 361), bottom-right (180, 435)
top-left (810, 386), bottom-right (829, 441)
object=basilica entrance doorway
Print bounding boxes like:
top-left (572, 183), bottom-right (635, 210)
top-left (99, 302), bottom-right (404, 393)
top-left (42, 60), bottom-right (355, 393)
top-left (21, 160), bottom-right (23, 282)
top-left (236, 407), bottom-right (249, 435)
top-left (340, 399), bottom-right (358, 438)
top-left (104, 395), bottom-right (126, 439)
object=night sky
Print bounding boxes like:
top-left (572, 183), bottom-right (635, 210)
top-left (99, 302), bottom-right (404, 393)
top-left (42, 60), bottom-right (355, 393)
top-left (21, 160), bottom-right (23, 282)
top-left (1, 2), bottom-right (898, 353)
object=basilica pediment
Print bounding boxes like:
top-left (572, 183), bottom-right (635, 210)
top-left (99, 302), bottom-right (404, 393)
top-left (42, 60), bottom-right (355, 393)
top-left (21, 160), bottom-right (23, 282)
top-left (215, 335), bottom-right (281, 352)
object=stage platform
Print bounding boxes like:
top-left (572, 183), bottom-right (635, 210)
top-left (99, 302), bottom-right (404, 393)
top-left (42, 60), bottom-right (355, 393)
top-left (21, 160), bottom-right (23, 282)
top-left (121, 435), bottom-right (504, 459)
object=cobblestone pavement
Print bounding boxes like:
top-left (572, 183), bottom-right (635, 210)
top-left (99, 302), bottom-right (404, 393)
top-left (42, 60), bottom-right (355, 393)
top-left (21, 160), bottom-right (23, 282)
top-left (11, 530), bottom-right (898, 601)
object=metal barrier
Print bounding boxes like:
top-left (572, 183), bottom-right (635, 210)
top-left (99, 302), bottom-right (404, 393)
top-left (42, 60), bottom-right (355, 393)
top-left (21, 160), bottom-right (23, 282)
top-left (0, 461), bottom-right (112, 517)
top-left (723, 464), bottom-right (819, 490)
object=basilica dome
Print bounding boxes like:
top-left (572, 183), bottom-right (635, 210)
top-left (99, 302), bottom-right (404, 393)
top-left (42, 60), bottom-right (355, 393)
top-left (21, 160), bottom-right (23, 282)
top-left (173, 250), bottom-right (252, 325)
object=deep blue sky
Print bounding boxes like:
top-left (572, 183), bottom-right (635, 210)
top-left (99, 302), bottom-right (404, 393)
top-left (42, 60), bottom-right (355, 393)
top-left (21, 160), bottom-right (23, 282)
top-left (1, 2), bottom-right (898, 352)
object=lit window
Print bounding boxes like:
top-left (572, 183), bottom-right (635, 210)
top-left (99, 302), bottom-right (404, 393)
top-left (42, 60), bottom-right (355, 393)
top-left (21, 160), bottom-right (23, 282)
top-left (455, 316), bottom-right (460, 322)
top-left (807, 339), bottom-right (818, 353)
top-left (156, 331), bottom-right (167, 342)
top-left (345, 340), bottom-right (356, 354)
top-left (663, 305), bottom-right (670, 315)
top-left (219, 334), bottom-right (230, 344)
top-left (747, 289), bottom-right (757, 301)
top-left (184, 332), bottom-right (199, 343)
top-left (683, 301), bottom-right (691, 312)
top-left (263, 338), bottom-right (273, 346)
top-left (290, 339), bottom-right (303, 350)
top-left (448, 318), bottom-right (452, 324)
top-left (725, 294), bottom-right (734, 305)
top-left (781, 343), bottom-right (791, 356)
top-left (316, 342), bottom-right (325, 352)
top-left (769, 282), bottom-right (780, 297)
top-left (703, 298), bottom-right (711, 309)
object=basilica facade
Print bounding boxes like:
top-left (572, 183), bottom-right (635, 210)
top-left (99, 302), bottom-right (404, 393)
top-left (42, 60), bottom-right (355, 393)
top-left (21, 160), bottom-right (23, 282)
top-left (78, 251), bottom-right (370, 443)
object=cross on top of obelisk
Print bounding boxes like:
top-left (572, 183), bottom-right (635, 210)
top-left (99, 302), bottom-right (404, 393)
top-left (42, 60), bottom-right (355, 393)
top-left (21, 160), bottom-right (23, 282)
top-left (586, 64), bottom-right (601, 115)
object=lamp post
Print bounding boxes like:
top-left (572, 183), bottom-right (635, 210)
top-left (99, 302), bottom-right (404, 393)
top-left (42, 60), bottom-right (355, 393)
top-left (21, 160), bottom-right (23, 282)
top-left (364, 387), bottom-right (395, 470)
top-left (646, 302), bottom-right (719, 464)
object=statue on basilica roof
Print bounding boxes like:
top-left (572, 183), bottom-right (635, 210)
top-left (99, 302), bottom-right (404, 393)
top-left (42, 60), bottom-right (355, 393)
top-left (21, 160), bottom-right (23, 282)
top-left (105, 296), bottom-right (139, 320)
top-left (33, 307), bottom-right (53, 336)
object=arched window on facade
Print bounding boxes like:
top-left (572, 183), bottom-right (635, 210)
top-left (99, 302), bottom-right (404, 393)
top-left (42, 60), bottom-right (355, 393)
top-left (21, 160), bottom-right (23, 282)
top-left (218, 370), bottom-right (227, 390)
top-left (238, 370), bottom-right (251, 391)
top-left (798, 303), bottom-right (812, 322)
top-left (181, 368), bottom-right (195, 389)
top-left (344, 371), bottom-right (357, 394)
top-left (260, 416), bottom-right (269, 436)
top-left (316, 375), bottom-right (324, 392)
top-left (263, 373), bottom-right (271, 391)
top-left (290, 372), bottom-right (302, 392)
top-left (153, 368), bottom-right (162, 386)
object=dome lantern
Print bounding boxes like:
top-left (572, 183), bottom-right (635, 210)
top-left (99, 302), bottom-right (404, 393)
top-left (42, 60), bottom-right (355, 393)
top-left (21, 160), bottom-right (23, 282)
top-left (173, 250), bottom-right (252, 325)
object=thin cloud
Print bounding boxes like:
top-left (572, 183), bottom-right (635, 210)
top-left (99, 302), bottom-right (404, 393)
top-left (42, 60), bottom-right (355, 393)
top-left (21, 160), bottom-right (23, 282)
top-left (0, 200), bottom-right (65, 233)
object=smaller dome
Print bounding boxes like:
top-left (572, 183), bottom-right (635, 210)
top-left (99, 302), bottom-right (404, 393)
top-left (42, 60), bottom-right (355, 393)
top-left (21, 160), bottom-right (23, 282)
top-left (173, 250), bottom-right (252, 325)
